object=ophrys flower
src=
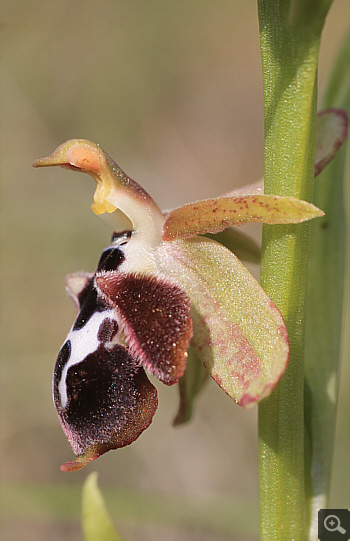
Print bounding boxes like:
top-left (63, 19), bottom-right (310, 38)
top-left (33, 132), bottom-right (331, 471)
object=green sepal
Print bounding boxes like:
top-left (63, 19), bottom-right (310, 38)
top-left (204, 228), bottom-right (261, 263)
top-left (173, 347), bottom-right (209, 426)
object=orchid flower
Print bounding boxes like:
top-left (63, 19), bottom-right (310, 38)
top-left (33, 110), bottom-right (343, 472)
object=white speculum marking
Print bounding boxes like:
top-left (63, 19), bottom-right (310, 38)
top-left (58, 310), bottom-right (115, 409)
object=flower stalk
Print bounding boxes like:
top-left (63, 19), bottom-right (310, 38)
top-left (257, 0), bottom-right (333, 539)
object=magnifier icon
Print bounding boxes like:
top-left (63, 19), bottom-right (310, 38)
top-left (324, 514), bottom-right (346, 534)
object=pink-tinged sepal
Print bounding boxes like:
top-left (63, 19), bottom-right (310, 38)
top-left (95, 272), bottom-right (193, 385)
top-left (155, 237), bottom-right (289, 407)
top-left (54, 343), bottom-right (158, 472)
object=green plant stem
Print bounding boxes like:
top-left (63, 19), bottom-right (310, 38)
top-left (257, 1), bottom-right (332, 539)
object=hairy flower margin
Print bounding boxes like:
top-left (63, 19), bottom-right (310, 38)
top-left (33, 109), bottom-right (347, 471)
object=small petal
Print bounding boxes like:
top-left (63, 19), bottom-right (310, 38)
top-left (163, 195), bottom-right (324, 240)
top-left (55, 344), bottom-right (158, 472)
top-left (315, 109), bottom-right (348, 177)
top-left (155, 237), bottom-right (289, 407)
top-left (95, 272), bottom-right (193, 385)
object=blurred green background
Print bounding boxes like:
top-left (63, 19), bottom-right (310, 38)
top-left (1, 1), bottom-right (349, 540)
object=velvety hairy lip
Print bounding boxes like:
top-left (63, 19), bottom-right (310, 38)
top-left (95, 271), bottom-right (193, 385)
